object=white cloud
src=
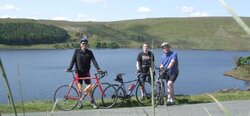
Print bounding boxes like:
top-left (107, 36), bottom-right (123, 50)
top-left (190, 11), bottom-right (209, 17)
top-left (82, 0), bottom-right (107, 4)
top-left (178, 6), bottom-right (209, 17)
top-left (52, 16), bottom-right (69, 21)
top-left (0, 4), bottom-right (22, 11)
top-left (180, 6), bottom-right (194, 13)
top-left (0, 15), bottom-right (17, 18)
top-left (137, 6), bottom-right (152, 13)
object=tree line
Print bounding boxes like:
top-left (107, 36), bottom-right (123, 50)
top-left (0, 22), bottom-right (69, 45)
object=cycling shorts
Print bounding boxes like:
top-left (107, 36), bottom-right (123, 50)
top-left (164, 72), bottom-right (178, 83)
top-left (75, 71), bottom-right (91, 85)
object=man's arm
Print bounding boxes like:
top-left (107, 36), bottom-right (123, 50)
top-left (136, 53), bottom-right (142, 72)
top-left (136, 61), bottom-right (140, 71)
top-left (90, 51), bottom-right (101, 71)
top-left (67, 50), bottom-right (77, 70)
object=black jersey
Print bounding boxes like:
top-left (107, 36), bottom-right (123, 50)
top-left (137, 51), bottom-right (154, 73)
top-left (68, 48), bottom-right (100, 73)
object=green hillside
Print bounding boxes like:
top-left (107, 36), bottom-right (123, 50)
top-left (0, 17), bottom-right (249, 50)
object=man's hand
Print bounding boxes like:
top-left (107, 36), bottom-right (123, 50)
top-left (65, 69), bottom-right (71, 72)
top-left (136, 69), bottom-right (141, 74)
top-left (97, 68), bottom-right (102, 72)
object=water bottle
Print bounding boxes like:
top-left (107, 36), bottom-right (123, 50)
top-left (128, 83), bottom-right (136, 94)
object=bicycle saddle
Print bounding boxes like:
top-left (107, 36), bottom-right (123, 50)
top-left (114, 73), bottom-right (125, 82)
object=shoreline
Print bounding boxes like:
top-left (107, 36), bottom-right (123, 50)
top-left (0, 46), bottom-right (250, 52)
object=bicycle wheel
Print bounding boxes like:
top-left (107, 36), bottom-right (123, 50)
top-left (135, 81), bottom-right (152, 106)
top-left (155, 80), bottom-right (165, 107)
top-left (53, 85), bottom-right (79, 111)
top-left (112, 84), bottom-right (126, 107)
top-left (101, 84), bottom-right (117, 108)
top-left (91, 83), bottom-right (116, 108)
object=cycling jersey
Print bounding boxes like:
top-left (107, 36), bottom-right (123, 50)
top-left (68, 48), bottom-right (100, 73)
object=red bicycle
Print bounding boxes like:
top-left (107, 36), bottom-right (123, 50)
top-left (53, 70), bottom-right (117, 111)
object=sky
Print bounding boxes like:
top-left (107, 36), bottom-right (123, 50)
top-left (0, 0), bottom-right (249, 22)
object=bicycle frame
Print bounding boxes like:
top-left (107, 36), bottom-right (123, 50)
top-left (65, 71), bottom-right (106, 101)
top-left (117, 79), bottom-right (137, 96)
top-left (116, 73), bottom-right (148, 97)
top-left (155, 67), bottom-right (167, 96)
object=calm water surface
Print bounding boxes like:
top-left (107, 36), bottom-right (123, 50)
top-left (0, 49), bottom-right (249, 103)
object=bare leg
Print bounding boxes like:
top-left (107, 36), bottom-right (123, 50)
top-left (87, 84), bottom-right (94, 101)
top-left (140, 81), bottom-right (145, 97)
top-left (77, 83), bottom-right (82, 98)
top-left (167, 80), bottom-right (174, 103)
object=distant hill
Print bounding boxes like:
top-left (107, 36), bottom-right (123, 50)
top-left (0, 17), bottom-right (249, 50)
top-left (0, 22), bottom-right (69, 45)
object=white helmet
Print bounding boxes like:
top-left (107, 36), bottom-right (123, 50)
top-left (161, 42), bottom-right (171, 48)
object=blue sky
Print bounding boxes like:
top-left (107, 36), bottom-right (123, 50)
top-left (0, 0), bottom-right (249, 22)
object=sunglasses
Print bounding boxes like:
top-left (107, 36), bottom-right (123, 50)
top-left (81, 42), bottom-right (88, 45)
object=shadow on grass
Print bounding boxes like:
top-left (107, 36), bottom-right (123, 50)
top-left (175, 94), bottom-right (211, 105)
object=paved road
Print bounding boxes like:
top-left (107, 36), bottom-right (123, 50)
top-left (3, 100), bottom-right (250, 116)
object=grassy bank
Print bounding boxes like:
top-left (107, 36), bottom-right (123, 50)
top-left (224, 66), bottom-right (250, 81)
top-left (1, 91), bottom-right (250, 114)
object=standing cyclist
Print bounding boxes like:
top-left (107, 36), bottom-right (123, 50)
top-left (66, 35), bottom-right (102, 109)
top-left (136, 42), bottom-right (155, 99)
top-left (160, 42), bottom-right (179, 106)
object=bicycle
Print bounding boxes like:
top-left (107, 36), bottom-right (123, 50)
top-left (154, 67), bottom-right (167, 107)
top-left (53, 70), bottom-right (117, 111)
top-left (107, 72), bottom-right (152, 107)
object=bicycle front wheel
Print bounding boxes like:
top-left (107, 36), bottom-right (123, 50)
top-left (92, 83), bottom-right (117, 108)
top-left (135, 81), bottom-right (152, 106)
top-left (53, 85), bottom-right (79, 111)
top-left (154, 81), bottom-right (164, 107)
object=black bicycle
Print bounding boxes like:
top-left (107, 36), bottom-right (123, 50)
top-left (154, 67), bottom-right (167, 107)
top-left (107, 73), bottom-right (152, 107)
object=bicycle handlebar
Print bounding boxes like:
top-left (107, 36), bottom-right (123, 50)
top-left (155, 66), bottom-right (161, 71)
top-left (94, 71), bottom-right (108, 80)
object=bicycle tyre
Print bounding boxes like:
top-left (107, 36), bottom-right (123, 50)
top-left (135, 81), bottom-right (152, 106)
top-left (101, 84), bottom-right (117, 108)
top-left (91, 83), bottom-right (116, 108)
top-left (53, 85), bottom-right (79, 111)
top-left (154, 81), bottom-right (161, 107)
top-left (112, 84), bottom-right (126, 107)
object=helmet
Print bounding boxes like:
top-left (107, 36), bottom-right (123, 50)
top-left (161, 42), bottom-right (171, 48)
top-left (80, 35), bottom-right (88, 44)
top-left (80, 39), bottom-right (88, 44)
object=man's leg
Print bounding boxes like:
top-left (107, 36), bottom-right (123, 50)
top-left (167, 80), bottom-right (174, 102)
top-left (77, 83), bottom-right (83, 97)
top-left (76, 73), bottom-right (83, 98)
top-left (166, 73), bottom-right (178, 106)
top-left (140, 81), bottom-right (145, 97)
top-left (83, 72), bottom-right (98, 109)
top-left (140, 75), bottom-right (147, 97)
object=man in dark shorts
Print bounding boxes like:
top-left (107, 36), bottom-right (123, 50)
top-left (66, 35), bottom-right (101, 108)
top-left (136, 42), bottom-right (155, 99)
top-left (160, 42), bottom-right (179, 106)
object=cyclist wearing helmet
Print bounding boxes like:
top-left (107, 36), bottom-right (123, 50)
top-left (136, 42), bottom-right (155, 99)
top-left (159, 42), bottom-right (179, 106)
top-left (66, 35), bottom-right (101, 109)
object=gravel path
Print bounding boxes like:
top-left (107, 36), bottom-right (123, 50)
top-left (2, 100), bottom-right (250, 116)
